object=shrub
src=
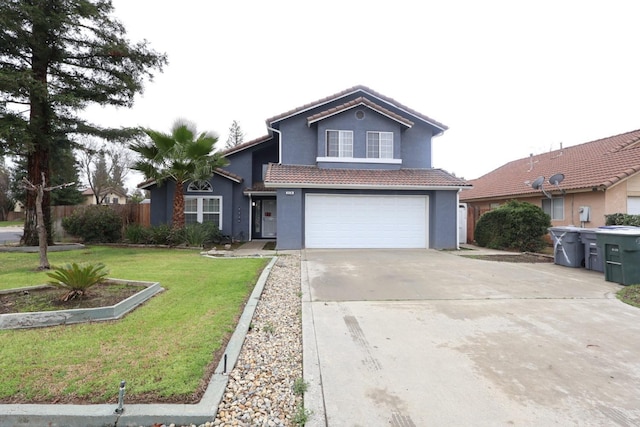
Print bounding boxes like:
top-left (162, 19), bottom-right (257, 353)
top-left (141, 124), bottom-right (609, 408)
top-left (124, 224), bottom-right (152, 244)
top-left (46, 262), bottom-right (109, 301)
top-left (183, 222), bottom-right (222, 247)
top-left (62, 206), bottom-right (122, 243)
top-left (148, 224), bottom-right (172, 245)
top-left (475, 200), bottom-right (551, 252)
top-left (606, 213), bottom-right (640, 226)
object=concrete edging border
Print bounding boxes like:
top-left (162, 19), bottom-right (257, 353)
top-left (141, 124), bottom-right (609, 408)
top-left (0, 279), bottom-right (163, 330)
top-left (0, 256), bottom-right (278, 427)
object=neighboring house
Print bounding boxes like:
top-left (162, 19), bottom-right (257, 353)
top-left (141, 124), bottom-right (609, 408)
top-left (141, 85), bottom-right (471, 249)
top-left (461, 129), bottom-right (640, 243)
top-left (81, 187), bottom-right (128, 205)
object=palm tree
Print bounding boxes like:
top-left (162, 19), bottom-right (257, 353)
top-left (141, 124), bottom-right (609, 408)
top-left (130, 119), bottom-right (227, 229)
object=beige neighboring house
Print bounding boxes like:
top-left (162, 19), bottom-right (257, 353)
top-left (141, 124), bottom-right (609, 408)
top-left (81, 187), bottom-right (127, 205)
top-left (461, 129), bottom-right (640, 243)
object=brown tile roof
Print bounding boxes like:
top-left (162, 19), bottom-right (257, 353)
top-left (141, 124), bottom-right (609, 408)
top-left (221, 134), bottom-right (273, 156)
top-left (460, 129), bottom-right (640, 201)
top-left (137, 167), bottom-right (242, 189)
top-left (266, 85), bottom-right (448, 133)
top-left (243, 182), bottom-right (276, 194)
top-left (307, 97), bottom-right (414, 128)
top-left (264, 164), bottom-right (470, 189)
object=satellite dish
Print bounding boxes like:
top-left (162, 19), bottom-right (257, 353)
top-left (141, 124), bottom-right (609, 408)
top-left (549, 173), bottom-right (565, 186)
top-left (531, 176), bottom-right (545, 190)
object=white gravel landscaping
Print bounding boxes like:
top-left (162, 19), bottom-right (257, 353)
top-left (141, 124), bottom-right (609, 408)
top-left (212, 254), bottom-right (304, 426)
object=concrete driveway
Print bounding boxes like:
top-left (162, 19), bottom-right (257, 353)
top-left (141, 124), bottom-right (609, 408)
top-left (301, 249), bottom-right (640, 427)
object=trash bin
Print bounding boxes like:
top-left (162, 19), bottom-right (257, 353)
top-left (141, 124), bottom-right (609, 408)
top-left (595, 227), bottom-right (640, 285)
top-left (549, 226), bottom-right (584, 268)
top-left (579, 228), bottom-right (603, 272)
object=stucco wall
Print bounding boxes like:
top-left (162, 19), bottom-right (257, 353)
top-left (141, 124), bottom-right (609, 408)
top-left (604, 183), bottom-right (628, 216)
top-left (429, 190), bottom-right (459, 249)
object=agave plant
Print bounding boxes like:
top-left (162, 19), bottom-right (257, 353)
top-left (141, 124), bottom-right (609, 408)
top-left (46, 262), bottom-right (109, 302)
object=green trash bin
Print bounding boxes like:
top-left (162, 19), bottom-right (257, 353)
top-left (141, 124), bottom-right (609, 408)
top-left (595, 227), bottom-right (640, 285)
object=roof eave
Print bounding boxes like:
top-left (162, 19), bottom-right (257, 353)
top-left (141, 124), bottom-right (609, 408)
top-left (264, 182), bottom-right (470, 191)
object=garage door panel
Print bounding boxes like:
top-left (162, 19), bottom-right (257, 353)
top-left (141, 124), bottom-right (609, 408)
top-left (305, 194), bottom-right (428, 248)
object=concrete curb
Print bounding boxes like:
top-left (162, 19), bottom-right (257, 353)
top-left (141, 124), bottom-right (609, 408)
top-left (0, 256), bottom-right (278, 427)
top-left (301, 250), bottom-right (327, 427)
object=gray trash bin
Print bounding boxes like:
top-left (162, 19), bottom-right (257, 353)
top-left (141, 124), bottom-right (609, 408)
top-left (579, 228), bottom-right (603, 272)
top-left (549, 226), bottom-right (584, 268)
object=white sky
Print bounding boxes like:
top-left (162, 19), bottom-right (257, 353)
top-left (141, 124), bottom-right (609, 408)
top-left (83, 0), bottom-right (640, 187)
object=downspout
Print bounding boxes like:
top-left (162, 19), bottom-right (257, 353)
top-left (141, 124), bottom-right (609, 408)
top-left (267, 127), bottom-right (282, 164)
top-left (456, 189), bottom-right (461, 250)
top-left (248, 195), bottom-right (253, 241)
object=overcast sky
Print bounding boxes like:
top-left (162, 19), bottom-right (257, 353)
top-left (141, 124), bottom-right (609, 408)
top-left (83, 0), bottom-right (640, 188)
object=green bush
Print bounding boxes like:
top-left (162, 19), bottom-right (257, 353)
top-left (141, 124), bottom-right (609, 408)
top-left (606, 213), bottom-right (640, 226)
top-left (475, 200), bottom-right (551, 252)
top-left (124, 224), bottom-right (152, 244)
top-left (62, 206), bottom-right (122, 243)
top-left (147, 224), bottom-right (172, 245)
top-left (183, 222), bottom-right (222, 247)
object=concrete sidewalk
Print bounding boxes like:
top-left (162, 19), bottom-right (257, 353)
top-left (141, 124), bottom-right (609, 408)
top-left (301, 248), bottom-right (640, 426)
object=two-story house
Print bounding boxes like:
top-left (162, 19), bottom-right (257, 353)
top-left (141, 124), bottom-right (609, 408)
top-left (141, 85), bottom-right (471, 249)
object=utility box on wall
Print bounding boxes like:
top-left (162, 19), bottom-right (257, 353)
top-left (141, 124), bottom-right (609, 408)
top-left (579, 206), bottom-right (590, 222)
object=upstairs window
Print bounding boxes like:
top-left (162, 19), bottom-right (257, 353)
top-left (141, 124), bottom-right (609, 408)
top-left (366, 131), bottom-right (394, 159)
top-left (326, 130), bottom-right (353, 157)
top-left (542, 197), bottom-right (564, 220)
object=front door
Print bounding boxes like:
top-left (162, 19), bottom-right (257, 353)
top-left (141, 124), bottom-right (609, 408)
top-left (261, 199), bottom-right (277, 238)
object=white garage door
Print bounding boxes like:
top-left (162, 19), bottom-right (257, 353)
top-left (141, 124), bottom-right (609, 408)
top-left (305, 194), bottom-right (429, 248)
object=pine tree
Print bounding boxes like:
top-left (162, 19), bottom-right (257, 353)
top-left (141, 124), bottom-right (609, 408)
top-left (225, 120), bottom-right (245, 149)
top-left (0, 0), bottom-right (167, 245)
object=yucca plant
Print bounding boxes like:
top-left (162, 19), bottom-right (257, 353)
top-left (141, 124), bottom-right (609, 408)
top-left (46, 262), bottom-right (109, 302)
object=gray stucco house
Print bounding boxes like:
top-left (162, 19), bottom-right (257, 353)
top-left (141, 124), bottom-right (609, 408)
top-left (141, 85), bottom-right (471, 249)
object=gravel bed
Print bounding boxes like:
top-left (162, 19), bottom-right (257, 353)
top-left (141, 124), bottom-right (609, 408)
top-left (211, 254), bottom-right (303, 427)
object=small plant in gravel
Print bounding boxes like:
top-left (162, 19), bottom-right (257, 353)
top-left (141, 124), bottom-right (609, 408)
top-left (293, 404), bottom-right (312, 426)
top-left (293, 378), bottom-right (308, 396)
top-left (262, 321), bottom-right (276, 334)
top-left (46, 262), bottom-right (109, 301)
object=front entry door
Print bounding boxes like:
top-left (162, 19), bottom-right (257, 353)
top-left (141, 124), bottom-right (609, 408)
top-left (261, 199), bottom-right (277, 238)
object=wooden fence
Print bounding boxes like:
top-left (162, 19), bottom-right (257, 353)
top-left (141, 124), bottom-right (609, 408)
top-left (51, 203), bottom-right (150, 240)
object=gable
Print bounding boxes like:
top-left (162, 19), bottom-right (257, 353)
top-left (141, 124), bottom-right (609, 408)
top-left (267, 85), bottom-right (446, 135)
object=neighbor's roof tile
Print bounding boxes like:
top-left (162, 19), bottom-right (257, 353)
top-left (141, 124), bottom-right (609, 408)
top-left (460, 129), bottom-right (640, 201)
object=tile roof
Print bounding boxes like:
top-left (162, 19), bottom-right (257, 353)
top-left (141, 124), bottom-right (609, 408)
top-left (460, 129), bottom-right (640, 201)
top-left (307, 97), bottom-right (414, 128)
top-left (221, 134), bottom-right (273, 156)
top-left (264, 164), bottom-right (470, 189)
top-left (137, 167), bottom-right (243, 189)
top-left (266, 85), bottom-right (448, 133)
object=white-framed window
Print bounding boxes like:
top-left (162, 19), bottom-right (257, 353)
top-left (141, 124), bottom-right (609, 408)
top-left (185, 196), bottom-right (222, 228)
top-left (366, 131), bottom-right (394, 159)
top-left (542, 197), bottom-right (564, 220)
top-left (187, 180), bottom-right (213, 192)
top-left (326, 130), bottom-right (353, 157)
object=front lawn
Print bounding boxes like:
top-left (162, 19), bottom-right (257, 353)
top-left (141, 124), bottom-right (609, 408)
top-left (0, 246), bottom-right (269, 404)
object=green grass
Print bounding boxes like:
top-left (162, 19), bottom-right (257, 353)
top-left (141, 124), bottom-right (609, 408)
top-left (0, 220), bottom-right (23, 227)
top-left (617, 284), bottom-right (640, 308)
top-left (0, 246), bottom-right (269, 404)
